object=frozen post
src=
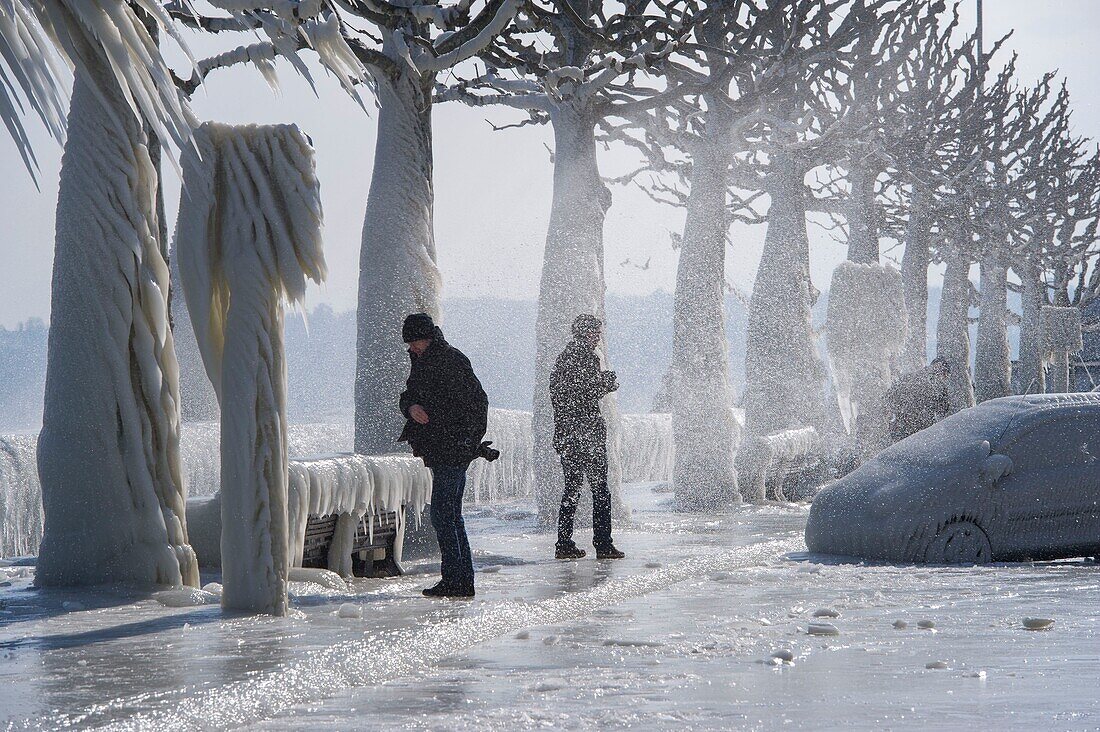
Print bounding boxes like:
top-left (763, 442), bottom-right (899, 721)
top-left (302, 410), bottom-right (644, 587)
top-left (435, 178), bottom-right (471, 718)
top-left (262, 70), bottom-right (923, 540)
top-left (176, 123), bottom-right (326, 616)
top-left (1040, 306), bottom-right (1083, 393)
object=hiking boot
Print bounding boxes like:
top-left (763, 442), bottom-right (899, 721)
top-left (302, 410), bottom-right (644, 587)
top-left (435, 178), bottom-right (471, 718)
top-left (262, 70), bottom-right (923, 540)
top-left (596, 545), bottom-right (625, 560)
top-left (422, 581), bottom-right (450, 597)
top-left (423, 582), bottom-right (475, 599)
top-left (555, 545), bottom-right (587, 560)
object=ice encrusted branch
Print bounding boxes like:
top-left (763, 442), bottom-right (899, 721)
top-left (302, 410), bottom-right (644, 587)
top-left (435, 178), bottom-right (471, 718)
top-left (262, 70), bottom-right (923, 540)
top-left (0, 0), bottom-right (196, 177)
top-left (409, 0), bottom-right (518, 72)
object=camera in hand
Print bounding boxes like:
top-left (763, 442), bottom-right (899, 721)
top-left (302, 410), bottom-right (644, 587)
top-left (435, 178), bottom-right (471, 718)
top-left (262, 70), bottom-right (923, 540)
top-left (477, 440), bottom-right (501, 462)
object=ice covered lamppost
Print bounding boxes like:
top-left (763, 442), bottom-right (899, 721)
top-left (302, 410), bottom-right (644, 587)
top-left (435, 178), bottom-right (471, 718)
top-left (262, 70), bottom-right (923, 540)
top-left (176, 122), bottom-right (326, 616)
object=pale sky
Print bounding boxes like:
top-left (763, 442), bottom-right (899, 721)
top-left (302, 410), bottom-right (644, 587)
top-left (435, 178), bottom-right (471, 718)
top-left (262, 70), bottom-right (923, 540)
top-left (0, 1), bottom-right (1098, 328)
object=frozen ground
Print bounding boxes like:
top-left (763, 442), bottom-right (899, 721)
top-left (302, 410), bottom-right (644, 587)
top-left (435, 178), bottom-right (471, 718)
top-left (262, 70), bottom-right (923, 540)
top-left (1, 483), bottom-right (1098, 731)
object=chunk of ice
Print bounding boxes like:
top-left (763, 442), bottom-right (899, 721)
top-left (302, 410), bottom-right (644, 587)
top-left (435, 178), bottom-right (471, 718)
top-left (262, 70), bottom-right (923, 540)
top-left (337, 603), bottom-right (362, 619)
top-left (807, 622), bottom-right (839, 636)
top-left (153, 588), bottom-right (218, 607)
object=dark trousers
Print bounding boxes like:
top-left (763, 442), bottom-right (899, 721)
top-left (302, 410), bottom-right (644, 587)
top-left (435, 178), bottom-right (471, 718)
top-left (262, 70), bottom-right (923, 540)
top-left (557, 443), bottom-right (613, 551)
top-left (430, 465), bottom-right (474, 589)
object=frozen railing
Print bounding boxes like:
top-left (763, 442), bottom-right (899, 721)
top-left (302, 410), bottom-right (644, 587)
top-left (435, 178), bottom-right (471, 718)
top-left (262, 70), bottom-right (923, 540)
top-left (0, 409), bottom-right (677, 557)
top-left (736, 426), bottom-right (822, 502)
top-left (619, 412), bottom-right (674, 484)
top-left (187, 452), bottom-right (433, 570)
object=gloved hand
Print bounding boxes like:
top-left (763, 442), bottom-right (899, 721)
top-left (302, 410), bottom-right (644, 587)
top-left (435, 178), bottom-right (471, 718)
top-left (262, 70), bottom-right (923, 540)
top-left (603, 370), bottom-right (619, 393)
top-left (477, 440), bottom-right (501, 462)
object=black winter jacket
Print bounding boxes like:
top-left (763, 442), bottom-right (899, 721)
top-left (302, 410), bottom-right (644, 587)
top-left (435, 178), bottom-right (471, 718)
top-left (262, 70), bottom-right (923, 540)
top-left (399, 328), bottom-right (489, 467)
top-left (550, 338), bottom-right (617, 453)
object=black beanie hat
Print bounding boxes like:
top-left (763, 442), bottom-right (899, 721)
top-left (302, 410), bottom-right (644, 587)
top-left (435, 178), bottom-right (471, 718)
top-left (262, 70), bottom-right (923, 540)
top-left (572, 314), bottom-right (602, 339)
top-left (402, 313), bottom-right (436, 343)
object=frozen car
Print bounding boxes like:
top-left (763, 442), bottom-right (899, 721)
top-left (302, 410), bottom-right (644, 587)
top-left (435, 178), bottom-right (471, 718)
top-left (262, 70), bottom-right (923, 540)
top-left (806, 393), bottom-right (1100, 563)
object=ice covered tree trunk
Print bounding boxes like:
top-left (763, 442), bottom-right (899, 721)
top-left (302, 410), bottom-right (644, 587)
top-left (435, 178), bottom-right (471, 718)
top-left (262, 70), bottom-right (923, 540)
top-left (935, 251), bottom-right (975, 412)
top-left (900, 191), bottom-right (931, 372)
top-left (744, 161), bottom-right (826, 437)
top-left (670, 129), bottom-right (739, 510)
top-left (355, 70), bottom-right (442, 455)
top-left (974, 256), bottom-right (1012, 402)
top-left (177, 123), bottom-right (326, 616)
top-left (218, 275), bottom-right (292, 615)
top-left (532, 105), bottom-right (626, 527)
top-left (1016, 260), bottom-right (1045, 395)
top-left (825, 262), bottom-right (907, 452)
top-left (845, 162), bottom-right (879, 264)
top-left (169, 255), bottom-right (220, 421)
top-left (36, 48), bottom-right (197, 588)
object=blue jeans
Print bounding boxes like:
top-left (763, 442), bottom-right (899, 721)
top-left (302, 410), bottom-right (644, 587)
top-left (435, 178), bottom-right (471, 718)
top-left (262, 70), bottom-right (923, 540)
top-left (429, 466), bottom-right (474, 589)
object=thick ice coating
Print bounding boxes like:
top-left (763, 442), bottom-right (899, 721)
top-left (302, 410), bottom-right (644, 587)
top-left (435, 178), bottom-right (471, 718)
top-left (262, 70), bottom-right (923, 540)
top-left (176, 121), bottom-right (326, 616)
top-left (807, 393), bottom-right (1100, 563)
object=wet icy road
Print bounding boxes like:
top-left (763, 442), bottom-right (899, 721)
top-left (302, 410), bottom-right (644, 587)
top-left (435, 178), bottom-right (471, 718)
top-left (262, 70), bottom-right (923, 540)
top-left (1, 484), bottom-right (1099, 731)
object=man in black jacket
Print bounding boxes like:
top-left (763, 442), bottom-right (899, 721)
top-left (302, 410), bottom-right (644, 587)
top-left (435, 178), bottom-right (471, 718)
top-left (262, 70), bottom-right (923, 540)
top-left (399, 313), bottom-right (489, 598)
top-left (550, 314), bottom-right (625, 561)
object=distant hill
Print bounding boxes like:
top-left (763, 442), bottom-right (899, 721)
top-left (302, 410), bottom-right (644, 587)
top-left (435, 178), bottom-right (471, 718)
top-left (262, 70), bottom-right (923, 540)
top-left (0, 286), bottom-right (1027, 431)
top-left (280, 293), bottom-right (750, 419)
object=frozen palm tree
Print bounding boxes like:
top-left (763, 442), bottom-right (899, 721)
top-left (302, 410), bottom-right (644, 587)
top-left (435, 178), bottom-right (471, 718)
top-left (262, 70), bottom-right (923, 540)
top-left (176, 122), bottom-right (326, 617)
top-left (1, 0), bottom-right (199, 587)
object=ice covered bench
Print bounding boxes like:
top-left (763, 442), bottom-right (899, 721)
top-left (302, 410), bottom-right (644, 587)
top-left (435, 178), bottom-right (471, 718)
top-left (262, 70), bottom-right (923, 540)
top-left (187, 453), bottom-right (432, 578)
top-left (288, 453), bottom-right (432, 577)
top-left (736, 427), bottom-right (823, 502)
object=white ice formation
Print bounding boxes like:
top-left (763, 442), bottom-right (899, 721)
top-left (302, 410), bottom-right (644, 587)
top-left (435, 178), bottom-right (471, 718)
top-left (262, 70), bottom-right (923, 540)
top-left (287, 453), bottom-right (431, 568)
top-left (825, 262), bottom-right (908, 440)
top-left (176, 121), bottom-right (325, 616)
top-left (187, 452), bottom-right (430, 574)
top-left (34, 1), bottom-right (199, 588)
top-left (1, 411), bottom-right (679, 559)
top-left (737, 426), bottom-right (818, 503)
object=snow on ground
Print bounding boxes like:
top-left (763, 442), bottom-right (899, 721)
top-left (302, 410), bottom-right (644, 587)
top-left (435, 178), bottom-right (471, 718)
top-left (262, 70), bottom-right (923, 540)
top-left (0, 484), bottom-right (1098, 730)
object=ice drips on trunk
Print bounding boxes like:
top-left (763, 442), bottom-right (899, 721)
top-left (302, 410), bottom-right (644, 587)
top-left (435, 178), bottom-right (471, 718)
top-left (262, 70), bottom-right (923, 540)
top-left (670, 125), bottom-right (739, 510)
top-left (354, 70), bottom-right (442, 456)
top-left (900, 191), bottom-right (931, 373)
top-left (170, 255), bottom-right (220, 421)
top-left (176, 122), bottom-right (326, 616)
top-left (935, 250), bottom-right (975, 412)
top-left (974, 256), bottom-right (1011, 403)
top-left (36, 48), bottom-right (197, 588)
top-left (744, 160), bottom-right (826, 438)
top-left (825, 262), bottom-right (907, 450)
top-left (532, 104), bottom-right (626, 527)
top-left (1015, 260), bottom-right (1045, 395)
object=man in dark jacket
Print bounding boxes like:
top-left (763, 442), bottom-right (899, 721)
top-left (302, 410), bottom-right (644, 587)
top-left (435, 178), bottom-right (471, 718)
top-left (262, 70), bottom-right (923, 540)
top-left (883, 357), bottom-right (952, 445)
top-left (399, 312), bottom-right (489, 598)
top-left (550, 314), bottom-right (625, 561)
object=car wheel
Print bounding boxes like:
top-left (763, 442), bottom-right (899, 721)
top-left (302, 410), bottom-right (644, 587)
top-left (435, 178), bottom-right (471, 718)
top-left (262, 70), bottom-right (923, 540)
top-left (924, 521), bottom-right (992, 564)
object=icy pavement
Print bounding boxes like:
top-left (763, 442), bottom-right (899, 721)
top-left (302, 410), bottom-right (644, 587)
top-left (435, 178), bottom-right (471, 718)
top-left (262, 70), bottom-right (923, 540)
top-left (1, 484), bottom-right (1099, 731)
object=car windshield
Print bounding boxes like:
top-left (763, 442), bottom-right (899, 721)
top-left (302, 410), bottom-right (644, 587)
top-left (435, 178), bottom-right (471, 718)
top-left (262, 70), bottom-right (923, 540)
top-left (877, 398), bottom-right (1026, 470)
